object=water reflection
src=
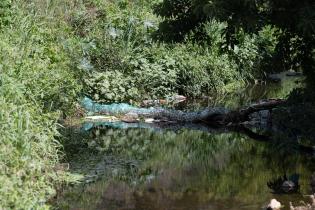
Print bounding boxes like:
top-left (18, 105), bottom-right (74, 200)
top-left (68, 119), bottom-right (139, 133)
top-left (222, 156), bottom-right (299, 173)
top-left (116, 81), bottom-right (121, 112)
top-left (176, 75), bottom-right (303, 111)
top-left (55, 125), bottom-right (315, 210)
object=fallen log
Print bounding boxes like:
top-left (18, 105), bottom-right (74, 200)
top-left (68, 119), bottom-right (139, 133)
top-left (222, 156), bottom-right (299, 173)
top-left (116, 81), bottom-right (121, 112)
top-left (81, 97), bottom-right (315, 154)
top-left (82, 97), bottom-right (286, 126)
top-left (220, 99), bottom-right (286, 125)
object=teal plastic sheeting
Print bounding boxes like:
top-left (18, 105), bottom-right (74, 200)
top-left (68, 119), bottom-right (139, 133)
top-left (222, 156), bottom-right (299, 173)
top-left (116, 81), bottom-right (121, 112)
top-left (81, 97), bottom-right (156, 115)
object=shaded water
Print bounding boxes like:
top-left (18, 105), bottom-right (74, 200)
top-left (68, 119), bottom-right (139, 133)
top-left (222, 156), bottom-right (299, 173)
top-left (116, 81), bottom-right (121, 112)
top-left (55, 75), bottom-right (315, 210)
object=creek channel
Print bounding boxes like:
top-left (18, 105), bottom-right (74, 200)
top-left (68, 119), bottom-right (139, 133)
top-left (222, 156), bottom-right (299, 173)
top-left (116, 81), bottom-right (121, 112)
top-left (53, 73), bottom-right (315, 210)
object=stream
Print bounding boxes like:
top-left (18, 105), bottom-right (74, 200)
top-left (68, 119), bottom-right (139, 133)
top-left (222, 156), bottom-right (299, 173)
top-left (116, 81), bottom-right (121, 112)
top-left (53, 73), bottom-right (315, 210)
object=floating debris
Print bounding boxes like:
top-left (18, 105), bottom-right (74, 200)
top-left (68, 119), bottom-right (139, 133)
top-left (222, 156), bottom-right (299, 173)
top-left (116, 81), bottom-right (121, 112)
top-left (85, 116), bottom-right (119, 122)
top-left (266, 199), bottom-right (282, 210)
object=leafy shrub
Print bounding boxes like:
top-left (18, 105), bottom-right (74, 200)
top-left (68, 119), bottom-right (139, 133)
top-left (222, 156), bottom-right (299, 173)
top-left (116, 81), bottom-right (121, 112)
top-left (70, 0), bottom-right (282, 104)
top-left (83, 37), bottom-right (243, 102)
top-left (153, 0), bottom-right (209, 42)
top-left (84, 70), bottom-right (139, 102)
top-left (230, 32), bottom-right (260, 80)
top-left (128, 46), bottom-right (178, 98)
top-left (0, 0), bottom-right (12, 28)
top-left (169, 43), bottom-right (241, 95)
top-left (77, 2), bottom-right (248, 102)
top-left (255, 25), bottom-right (280, 74)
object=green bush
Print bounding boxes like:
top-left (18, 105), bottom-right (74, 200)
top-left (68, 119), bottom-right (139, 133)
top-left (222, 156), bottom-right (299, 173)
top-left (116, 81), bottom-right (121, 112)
top-left (83, 39), bottom-right (243, 101)
top-left (77, 2), bottom-right (250, 102)
top-left (84, 70), bottom-right (139, 102)
top-left (0, 0), bottom-right (12, 28)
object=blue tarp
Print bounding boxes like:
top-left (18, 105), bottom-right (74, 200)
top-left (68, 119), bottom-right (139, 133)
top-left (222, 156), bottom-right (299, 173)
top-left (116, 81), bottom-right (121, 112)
top-left (81, 97), bottom-right (155, 115)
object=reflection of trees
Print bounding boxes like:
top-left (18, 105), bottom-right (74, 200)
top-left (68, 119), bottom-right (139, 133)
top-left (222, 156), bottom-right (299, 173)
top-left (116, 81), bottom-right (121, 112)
top-left (176, 76), bottom-right (301, 112)
top-left (57, 126), bottom-right (315, 209)
top-left (66, 126), bottom-right (313, 203)
top-left (141, 130), bottom-right (312, 203)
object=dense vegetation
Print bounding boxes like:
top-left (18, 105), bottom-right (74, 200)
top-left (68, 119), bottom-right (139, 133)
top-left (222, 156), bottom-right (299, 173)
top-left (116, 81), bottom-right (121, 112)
top-left (0, 0), bottom-right (314, 209)
top-left (79, 1), bottom-right (280, 102)
top-left (0, 1), bottom-right (81, 208)
top-left (154, 0), bottom-right (315, 75)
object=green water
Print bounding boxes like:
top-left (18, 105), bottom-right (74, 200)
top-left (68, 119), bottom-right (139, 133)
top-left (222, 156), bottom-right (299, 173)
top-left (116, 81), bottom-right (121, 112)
top-left (55, 75), bottom-right (315, 210)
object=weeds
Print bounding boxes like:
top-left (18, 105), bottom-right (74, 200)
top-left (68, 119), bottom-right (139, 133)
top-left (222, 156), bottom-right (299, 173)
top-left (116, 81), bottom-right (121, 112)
top-left (0, 0), bottom-right (82, 208)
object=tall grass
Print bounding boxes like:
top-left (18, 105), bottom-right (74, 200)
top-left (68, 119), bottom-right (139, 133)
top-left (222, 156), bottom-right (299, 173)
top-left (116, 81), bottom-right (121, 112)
top-left (0, 77), bottom-right (60, 209)
top-left (0, 0), bottom-right (82, 208)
